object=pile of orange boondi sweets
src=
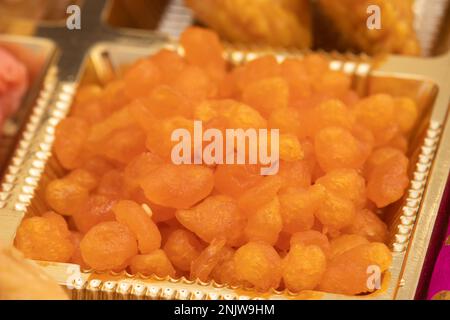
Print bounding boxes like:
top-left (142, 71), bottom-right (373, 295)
top-left (15, 27), bottom-right (418, 296)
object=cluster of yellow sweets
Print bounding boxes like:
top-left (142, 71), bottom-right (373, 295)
top-left (15, 27), bottom-right (418, 295)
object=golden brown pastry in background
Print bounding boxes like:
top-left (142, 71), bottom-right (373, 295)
top-left (185, 0), bottom-right (312, 48)
top-left (317, 0), bottom-right (421, 55)
top-left (0, 245), bottom-right (68, 300)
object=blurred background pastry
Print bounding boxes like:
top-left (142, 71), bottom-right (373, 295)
top-left (184, 0), bottom-right (421, 54)
top-left (184, 0), bottom-right (312, 48)
top-left (316, 0), bottom-right (421, 55)
top-left (0, 0), bottom-right (75, 35)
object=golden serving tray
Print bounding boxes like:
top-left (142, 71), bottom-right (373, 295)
top-left (0, 35), bottom-right (56, 185)
top-left (0, 0), bottom-right (449, 300)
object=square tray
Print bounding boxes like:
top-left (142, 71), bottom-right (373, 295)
top-left (1, 39), bottom-right (448, 299)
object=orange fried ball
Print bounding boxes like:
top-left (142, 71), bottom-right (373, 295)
top-left (352, 94), bottom-right (399, 147)
top-left (279, 185), bottom-right (325, 234)
top-left (364, 147), bottom-right (403, 177)
top-left (163, 229), bottom-right (204, 272)
top-left (318, 242), bottom-right (392, 295)
top-left (282, 242), bottom-right (327, 292)
top-left (315, 190), bottom-right (356, 231)
top-left (123, 152), bottom-right (163, 191)
top-left (210, 247), bottom-right (240, 286)
top-left (113, 200), bottom-right (161, 254)
top-left (140, 164), bottom-right (214, 209)
top-left (129, 250), bottom-right (176, 278)
top-left (290, 230), bottom-right (331, 257)
top-left (242, 77), bottom-right (289, 118)
top-left (344, 209), bottom-right (388, 243)
top-left (245, 197), bottom-right (282, 245)
top-left (214, 164), bottom-right (263, 198)
top-left (180, 26), bottom-right (226, 82)
top-left (309, 99), bottom-right (354, 135)
top-left (97, 169), bottom-right (126, 199)
top-left (269, 107), bottom-right (303, 137)
top-left (176, 195), bottom-right (245, 246)
top-left (329, 234), bottom-right (369, 260)
top-left (123, 58), bottom-right (161, 98)
top-left (80, 221), bottom-right (138, 271)
top-left (316, 169), bottom-right (366, 209)
top-left (15, 213), bottom-right (74, 262)
top-left (395, 97), bottom-right (418, 134)
top-left (194, 99), bottom-right (267, 130)
top-left (65, 169), bottom-right (98, 191)
top-left (72, 195), bottom-right (116, 233)
top-left (81, 156), bottom-right (114, 178)
top-left (53, 117), bottom-right (89, 169)
top-left (278, 159), bottom-right (312, 191)
top-left (366, 151), bottom-right (409, 208)
top-left (279, 134), bottom-right (304, 162)
top-left (45, 178), bottom-right (89, 216)
top-left (138, 85), bottom-right (193, 120)
top-left (314, 126), bottom-right (367, 172)
top-left (234, 241), bottom-right (282, 291)
top-left (238, 175), bottom-right (282, 214)
top-left (143, 116), bottom-right (194, 160)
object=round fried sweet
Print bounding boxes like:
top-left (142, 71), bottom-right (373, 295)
top-left (245, 197), bottom-right (282, 245)
top-left (45, 178), bottom-right (89, 216)
top-left (367, 152), bottom-right (409, 208)
top-left (316, 169), bottom-right (366, 209)
top-left (163, 229), bottom-right (203, 272)
top-left (54, 117), bottom-right (89, 169)
top-left (318, 242), bottom-right (392, 295)
top-left (140, 164), bottom-right (214, 209)
top-left (282, 244), bottom-right (327, 292)
top-left (290, 230), bottom-right (330, 256)
top-left (130, 250), bottom-right (175, 278)
top-left (113, 200), bottom-right (161, 254)
top-left (279, 186), bottom-right (324, 234)
top-left (123, 58), bottom-right (161, 98)
top-left (242, 77), bottom-right (289, 118)
top-left (238, 175), bottom-right (282, 214)
top-left (329, 234), bottom-right (370, 260)
top-left (72, 195), bottom-right (116, 233)
top-left (315, 190), bottom-right (356, 231)
top-left (344, 209), bottom-right (388, 243)
top-left (65, 169), bottom-right (98, 191)
top-left (80, 221), bottom-right (138, 271)
top-left (214, 163), bottom-right (263, 198)
top-left (234, 241), bottom-right (282, 291)
top-left (123, 152), bottom-right (163, 191)
top-left (314, 126), bottom-right (367, 172)
top-left (15, 215), bottom-right (74, 262)
top-left (176, 195), bottom-right (245, 246)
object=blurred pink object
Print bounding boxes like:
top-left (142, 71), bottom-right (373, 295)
top-left (0, 47), bottom-right (28, 119)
